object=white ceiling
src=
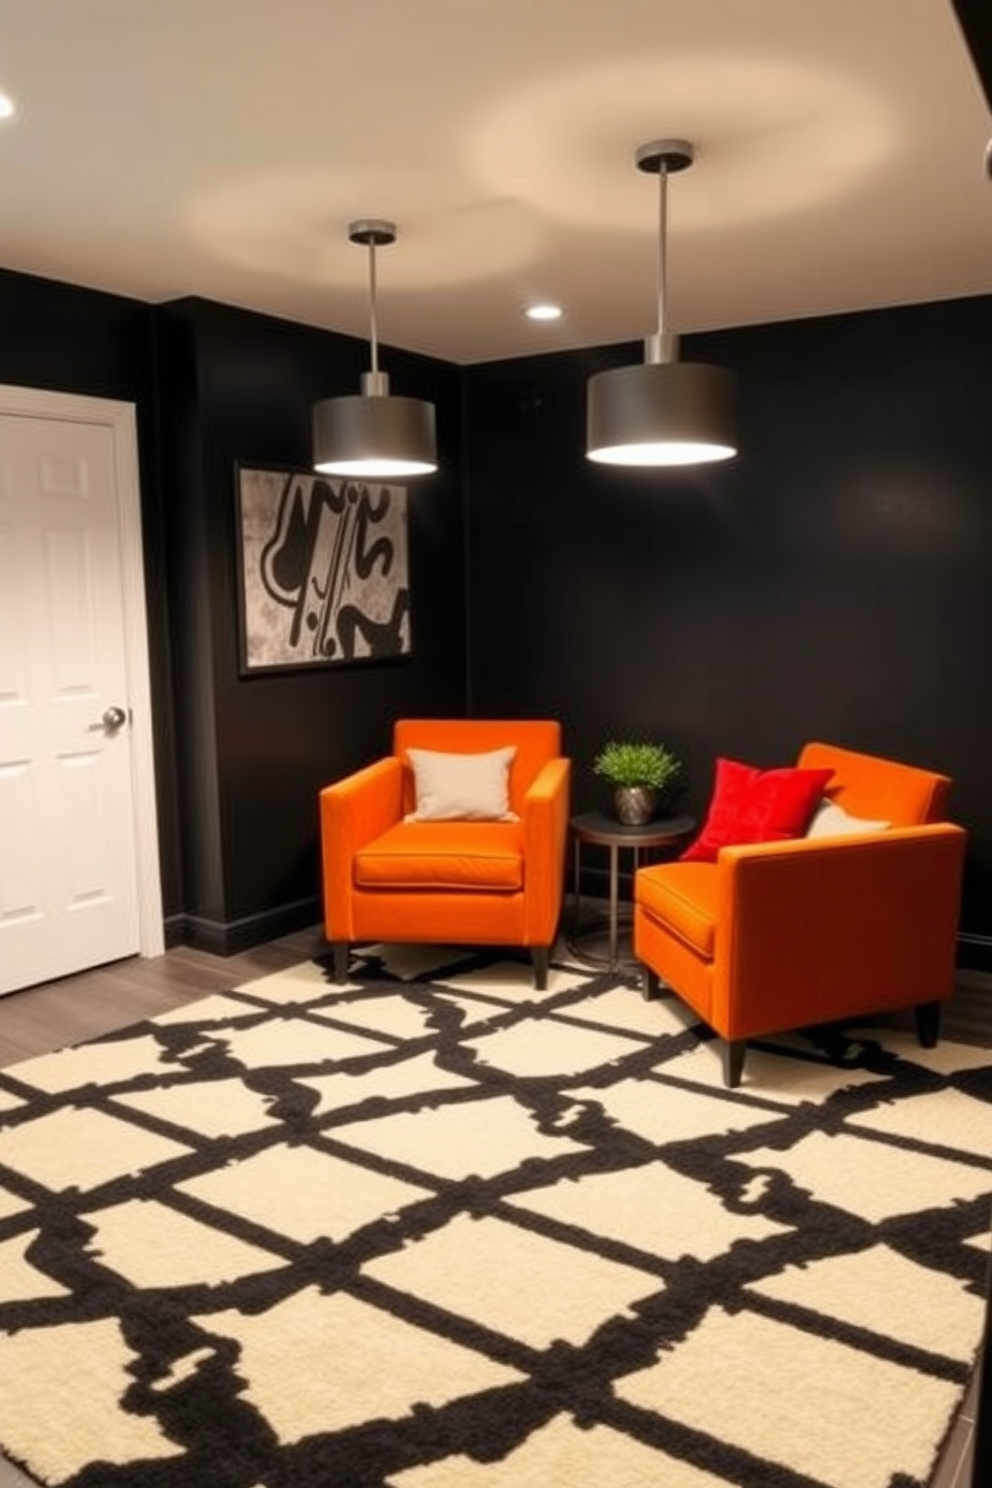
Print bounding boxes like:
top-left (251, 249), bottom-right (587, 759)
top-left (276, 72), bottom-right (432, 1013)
top-left (1, 0), bottom-right (990, 365)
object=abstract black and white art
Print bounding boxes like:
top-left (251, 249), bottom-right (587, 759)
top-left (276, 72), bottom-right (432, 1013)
top-left (236, 465), bottom-right (411, 672)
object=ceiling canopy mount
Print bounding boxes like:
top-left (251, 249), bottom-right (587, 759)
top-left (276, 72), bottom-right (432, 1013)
top-left (635, 139), bottom-right (694, 176)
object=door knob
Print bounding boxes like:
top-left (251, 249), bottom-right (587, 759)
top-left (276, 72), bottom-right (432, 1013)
top-left (102, 705), bottom-right (128, 731)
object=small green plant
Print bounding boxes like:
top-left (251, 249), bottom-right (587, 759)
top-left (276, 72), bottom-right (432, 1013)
top-left (592, 740), bottom-right (683, 793)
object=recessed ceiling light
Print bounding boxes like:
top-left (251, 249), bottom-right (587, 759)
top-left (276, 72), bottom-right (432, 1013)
top-left (524, 302), bottom-right (564, 322)
top-left (0, 91), bottom-right (16, 120)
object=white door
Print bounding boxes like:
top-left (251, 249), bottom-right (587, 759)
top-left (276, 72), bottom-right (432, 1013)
top-left (0, 389), bottom-right (163, 996)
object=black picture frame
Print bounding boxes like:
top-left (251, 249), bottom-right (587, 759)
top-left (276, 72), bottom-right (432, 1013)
top-left (234, 464), bottom-right (412, 674)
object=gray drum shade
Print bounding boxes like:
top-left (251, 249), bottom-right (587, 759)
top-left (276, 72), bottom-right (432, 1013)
top-left (313, 379), bottom-right (437, 479)
top-left (587, 361), bottom-right (736, 466)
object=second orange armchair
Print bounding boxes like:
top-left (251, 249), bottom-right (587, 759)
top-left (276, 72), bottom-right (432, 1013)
top-left (633, 741), bottom-right (966, 1086)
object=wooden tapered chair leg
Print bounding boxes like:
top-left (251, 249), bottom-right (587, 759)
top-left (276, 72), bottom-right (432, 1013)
top-left (332, 942), bottom-right (350, 985)
top-left (642, 967), bottom-right (661, 1002)
top-left (722, 1039), bottom-right (746, 1088)
top-left (532, 946), bottom-right (550, 991)
top-left (915, 1000), bottom-right (941, 1049)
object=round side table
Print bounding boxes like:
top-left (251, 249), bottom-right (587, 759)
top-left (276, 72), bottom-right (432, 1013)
top-left (568, 810), bottom-right (695, 970)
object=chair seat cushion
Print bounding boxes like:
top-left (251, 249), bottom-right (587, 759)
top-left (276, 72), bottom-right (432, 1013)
top-left (636, 862), bottom-right (719, 958)
top-left (355, 821), bottom-right (525, 891)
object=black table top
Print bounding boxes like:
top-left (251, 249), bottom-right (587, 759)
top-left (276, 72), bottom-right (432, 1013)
top-left (570, 810), bottom-right (696, 848)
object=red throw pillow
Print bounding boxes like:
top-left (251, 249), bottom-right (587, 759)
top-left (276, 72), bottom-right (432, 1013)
top-left (681, 757), bottom-right (834, 862)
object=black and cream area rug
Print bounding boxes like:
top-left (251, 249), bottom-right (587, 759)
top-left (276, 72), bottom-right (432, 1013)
top-left (0, 947), bottom-right (990, 1488)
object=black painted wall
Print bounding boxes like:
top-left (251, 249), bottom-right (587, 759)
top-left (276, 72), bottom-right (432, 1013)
top-left (156, 298), bottom-right (468, 950)
top-left (3, 259), bottom-right (991, 960)
top-left (464, 295), bottom-right (992, 960)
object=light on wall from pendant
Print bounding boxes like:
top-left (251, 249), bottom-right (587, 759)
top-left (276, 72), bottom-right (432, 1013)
top-left (586, 140), bottom-right (736, 468)
top-left (312, 220), bottom-right (437, 479)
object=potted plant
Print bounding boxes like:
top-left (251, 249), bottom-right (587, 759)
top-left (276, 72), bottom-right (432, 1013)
top-left (593, 739), bottom-right (683, 825)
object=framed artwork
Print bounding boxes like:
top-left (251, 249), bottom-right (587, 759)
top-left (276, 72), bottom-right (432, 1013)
top-left (235, 464), bottom-right (412, 673)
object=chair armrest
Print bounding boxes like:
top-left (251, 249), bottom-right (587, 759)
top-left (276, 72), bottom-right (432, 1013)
top-left (522, 757), bottom-right (572, 943)
top-left (319, 758), bottom-right (403, 937)
top-left (712, 824), bottom-right (967, 1037)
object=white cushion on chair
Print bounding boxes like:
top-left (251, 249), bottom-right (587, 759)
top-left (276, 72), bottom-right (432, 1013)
top-left (805, 799), bottom-right (891, 838)
top-left (404, 746), bottom-right (519, 821)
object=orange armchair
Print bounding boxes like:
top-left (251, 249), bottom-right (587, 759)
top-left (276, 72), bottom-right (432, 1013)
top-left (633, 741), bottom-right (967, 1086)
top-left (319, 719), bottom-right (571, 987)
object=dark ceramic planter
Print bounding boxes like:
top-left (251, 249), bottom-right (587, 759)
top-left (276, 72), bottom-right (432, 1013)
top-left (613, 785), bottom-right (657, 825)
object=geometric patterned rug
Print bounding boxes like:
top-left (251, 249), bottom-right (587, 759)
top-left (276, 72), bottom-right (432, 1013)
top-left (0, 945), bottom-right (989, 1488)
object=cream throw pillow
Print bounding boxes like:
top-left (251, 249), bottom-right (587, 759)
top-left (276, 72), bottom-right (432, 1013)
top-left (806, 799), bottom-right (891, 838)
top-left (405, 745), bottom-right (519, 822)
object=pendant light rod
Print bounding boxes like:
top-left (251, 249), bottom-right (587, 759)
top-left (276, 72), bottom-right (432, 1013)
top-left (655, 159), bottom-right (669, 363)
top-left (349, 218), bottom-right (395, 397)
top-left (636, 140), bottom-right (693, 367)
top-left (367, 234), bottom-right (379, 376)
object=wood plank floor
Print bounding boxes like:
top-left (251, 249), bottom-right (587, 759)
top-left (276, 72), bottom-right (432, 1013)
top-left (0, 924), bottom-right (988, 1488)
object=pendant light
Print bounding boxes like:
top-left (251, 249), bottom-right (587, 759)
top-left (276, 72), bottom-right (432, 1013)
top-left (312, 219), bottom-right (437, 478)
top-left (586, 140), bottom-right (736, 467)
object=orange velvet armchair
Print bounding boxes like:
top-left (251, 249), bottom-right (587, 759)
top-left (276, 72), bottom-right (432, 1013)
top-left (319, 719), bottom-right (571, 987)
top-left (633, 741), bottom-right (967, 1087)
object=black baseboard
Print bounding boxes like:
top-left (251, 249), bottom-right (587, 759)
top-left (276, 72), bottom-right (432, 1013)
top-left (957, 934), bottom-right (992, 976)
top-left (164, 896), bottom-right (322, 956)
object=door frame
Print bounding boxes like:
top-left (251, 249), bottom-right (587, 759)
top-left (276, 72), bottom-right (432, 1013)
top-left (0, 382), bottom-right (164, 961)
